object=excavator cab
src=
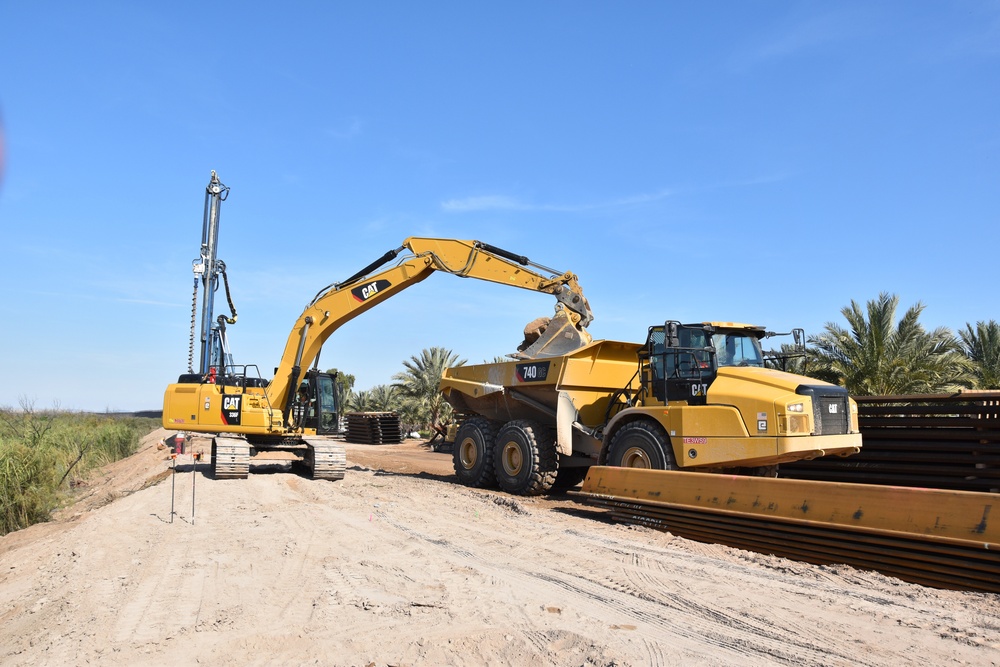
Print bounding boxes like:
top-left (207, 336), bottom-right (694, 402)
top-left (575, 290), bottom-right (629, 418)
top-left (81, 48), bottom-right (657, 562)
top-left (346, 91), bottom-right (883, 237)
top-left (293, 370), bottom-right (340, 435)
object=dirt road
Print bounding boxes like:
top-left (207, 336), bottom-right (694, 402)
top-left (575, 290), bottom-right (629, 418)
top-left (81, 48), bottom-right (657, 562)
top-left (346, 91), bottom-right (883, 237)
top-left (1, 429), bottom-right (998, 666)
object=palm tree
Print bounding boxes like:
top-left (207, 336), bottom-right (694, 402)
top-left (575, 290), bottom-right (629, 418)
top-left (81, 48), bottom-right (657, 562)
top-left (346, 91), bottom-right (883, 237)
top-left (369, 384), bottom-right (401, 412)
top-left (348, 390), bottom-right (374, 412)
top-left (765, 343), bottom-right (807, 374)
top-left (808, 292), bottom-right (973, 396)
top-left (392, 347), bottom-right (466, 429)
top-left (958, 320), bottom-right (1000, 389)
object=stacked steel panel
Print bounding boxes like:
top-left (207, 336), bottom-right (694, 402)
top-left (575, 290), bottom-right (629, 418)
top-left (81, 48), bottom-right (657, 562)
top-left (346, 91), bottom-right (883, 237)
top-left (344, 411), bottom-right (404, 444)
top-left (779, 392), bottom-right (1000, 492)
top-left (572, 470), bottom-right (1000, 594)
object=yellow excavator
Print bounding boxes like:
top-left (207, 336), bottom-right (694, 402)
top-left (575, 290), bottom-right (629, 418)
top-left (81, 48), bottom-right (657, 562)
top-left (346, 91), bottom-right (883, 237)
top-left (162, 172), bottom-right (594, 480)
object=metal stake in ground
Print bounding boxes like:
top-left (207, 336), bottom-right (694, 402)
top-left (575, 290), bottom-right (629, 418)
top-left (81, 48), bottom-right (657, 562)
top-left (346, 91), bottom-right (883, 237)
top-left (170, 454), bottom-right (177, 523)
top-left (191, 452), bottom-right (200, 525)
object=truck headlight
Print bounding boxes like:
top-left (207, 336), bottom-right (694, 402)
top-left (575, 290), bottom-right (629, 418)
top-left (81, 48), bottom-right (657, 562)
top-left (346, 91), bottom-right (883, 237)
top-left (779, 401), bottom-right (811, 434)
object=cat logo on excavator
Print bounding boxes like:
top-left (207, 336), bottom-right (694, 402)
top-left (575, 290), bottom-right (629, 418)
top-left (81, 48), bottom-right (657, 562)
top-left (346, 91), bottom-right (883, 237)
top-left (351, 279), bottom-right (392, 302)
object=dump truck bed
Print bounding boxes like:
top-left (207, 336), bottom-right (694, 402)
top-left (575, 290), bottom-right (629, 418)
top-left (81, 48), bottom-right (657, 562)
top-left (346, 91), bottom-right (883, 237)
top-left (441, 339), bottom-right (642, 428)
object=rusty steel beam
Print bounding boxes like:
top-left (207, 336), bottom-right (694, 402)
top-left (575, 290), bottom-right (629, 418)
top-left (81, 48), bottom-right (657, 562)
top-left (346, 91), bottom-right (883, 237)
top-left (573, 466), bottom-right (999, 593)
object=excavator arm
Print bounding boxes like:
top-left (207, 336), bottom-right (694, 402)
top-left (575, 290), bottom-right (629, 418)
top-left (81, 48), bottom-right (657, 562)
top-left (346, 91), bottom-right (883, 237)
top-left (265, 237), bottom-right (594, 419)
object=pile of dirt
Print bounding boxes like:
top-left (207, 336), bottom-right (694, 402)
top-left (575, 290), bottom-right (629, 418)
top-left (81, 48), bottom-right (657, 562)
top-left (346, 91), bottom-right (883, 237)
top-left (1, 429), bottom-right (998, 666)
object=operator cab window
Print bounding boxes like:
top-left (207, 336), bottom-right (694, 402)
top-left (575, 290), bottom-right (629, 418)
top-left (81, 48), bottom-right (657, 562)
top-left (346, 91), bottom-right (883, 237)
top-left (712, 333), bottom-right (764, 367)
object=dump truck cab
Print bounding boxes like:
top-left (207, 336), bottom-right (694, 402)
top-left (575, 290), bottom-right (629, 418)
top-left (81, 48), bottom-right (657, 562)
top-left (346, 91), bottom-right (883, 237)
top-left (643, 321), bottom-right (788, 404)
top-left (603, 321), bottom-right (860, 472)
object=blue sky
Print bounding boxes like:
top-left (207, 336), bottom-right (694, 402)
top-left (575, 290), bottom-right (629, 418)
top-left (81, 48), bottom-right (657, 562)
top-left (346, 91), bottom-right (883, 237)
top-left (1, 2), bottom-right (997, 412)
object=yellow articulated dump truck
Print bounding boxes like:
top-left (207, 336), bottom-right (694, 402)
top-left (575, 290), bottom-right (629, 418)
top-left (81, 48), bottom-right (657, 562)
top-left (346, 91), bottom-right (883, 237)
top-left (440, 321), bottom-right (862, 495)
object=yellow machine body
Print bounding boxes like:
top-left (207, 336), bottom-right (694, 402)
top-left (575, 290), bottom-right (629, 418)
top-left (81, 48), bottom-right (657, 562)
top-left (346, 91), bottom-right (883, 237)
top-left (441, 322), bottom-right (861, 481)
top-left (163, 383), bottom-right (281, 435)
top-left (164, 237), bottom-right (594, 441)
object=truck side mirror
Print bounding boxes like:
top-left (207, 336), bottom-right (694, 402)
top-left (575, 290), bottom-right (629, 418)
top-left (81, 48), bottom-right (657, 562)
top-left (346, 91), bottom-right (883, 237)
top-left (666, 321), bottom-right (681, 348)
top-left (792, 328), bottom-right (805, 351)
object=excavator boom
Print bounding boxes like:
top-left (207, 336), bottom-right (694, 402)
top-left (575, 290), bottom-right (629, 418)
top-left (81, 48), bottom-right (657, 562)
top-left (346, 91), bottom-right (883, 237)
top-left (266, 237), bottom-right (593, 417)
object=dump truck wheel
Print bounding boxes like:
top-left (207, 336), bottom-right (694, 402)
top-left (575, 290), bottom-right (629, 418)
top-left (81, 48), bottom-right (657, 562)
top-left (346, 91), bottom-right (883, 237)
top-left (453, 417), bottom-right (500, 488)
top-left (608, 421), bottom-right (676, 470)
top-left (493, 420), bottom-right (558, 496)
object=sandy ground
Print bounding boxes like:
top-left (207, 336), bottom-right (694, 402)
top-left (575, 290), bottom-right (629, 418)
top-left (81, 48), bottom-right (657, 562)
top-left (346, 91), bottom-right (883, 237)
top-left (1, 429), bottom-right (999, 667)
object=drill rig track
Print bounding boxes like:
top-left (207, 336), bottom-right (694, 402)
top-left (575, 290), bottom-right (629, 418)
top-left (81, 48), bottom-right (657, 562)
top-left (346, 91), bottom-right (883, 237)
top-left (572, 467), bottom-right (999, 594)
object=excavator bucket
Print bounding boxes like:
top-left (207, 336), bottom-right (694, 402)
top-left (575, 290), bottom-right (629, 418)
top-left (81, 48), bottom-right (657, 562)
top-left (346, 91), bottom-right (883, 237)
top-left (516, 309), bottom-right (593, 359)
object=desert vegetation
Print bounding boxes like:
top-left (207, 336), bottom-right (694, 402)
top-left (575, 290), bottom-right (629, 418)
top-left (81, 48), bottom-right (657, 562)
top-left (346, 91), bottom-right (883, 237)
top-left (0, 402), bottom-right (159, 535)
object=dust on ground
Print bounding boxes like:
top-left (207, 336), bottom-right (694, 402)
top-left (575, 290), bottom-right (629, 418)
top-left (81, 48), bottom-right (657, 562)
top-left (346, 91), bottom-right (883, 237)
top-left (1, 429), bottom-right (998, 667)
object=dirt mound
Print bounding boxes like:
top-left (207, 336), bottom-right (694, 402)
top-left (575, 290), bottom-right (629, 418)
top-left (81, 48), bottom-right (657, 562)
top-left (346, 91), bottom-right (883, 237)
top-left (1, 431), bottom-right (998, 666)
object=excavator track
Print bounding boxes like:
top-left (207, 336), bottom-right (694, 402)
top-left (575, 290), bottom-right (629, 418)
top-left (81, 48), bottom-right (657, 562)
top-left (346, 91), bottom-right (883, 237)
top-left (211, 436), bottom-right (251, 479)
top-left (573, 466), bottom-right (1000, 594)
top-left (301, 437), bottom-right (347, 481)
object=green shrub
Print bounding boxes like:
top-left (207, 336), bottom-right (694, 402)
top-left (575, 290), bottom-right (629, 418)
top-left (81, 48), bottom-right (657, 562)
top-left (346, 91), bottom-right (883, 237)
top-left (0, 440), bottom-right (59, 535)
top-left (0, 410), bottom-right (159, 535)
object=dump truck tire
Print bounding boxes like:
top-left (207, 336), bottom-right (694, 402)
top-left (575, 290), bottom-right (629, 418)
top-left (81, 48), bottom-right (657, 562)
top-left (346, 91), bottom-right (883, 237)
top-left (453, 417), bottom-right (500, 488)
top-left (608, 420), bottom-right (677, 470)
top-left (493, 420), bottom-right (558, 496)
